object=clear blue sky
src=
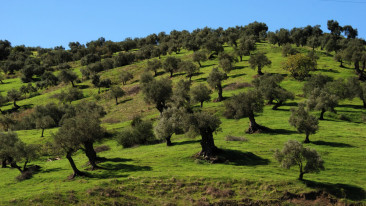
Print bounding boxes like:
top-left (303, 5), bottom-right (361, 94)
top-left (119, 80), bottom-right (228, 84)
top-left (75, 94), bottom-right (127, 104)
top-left (1, 0), bottom-right (365, 48)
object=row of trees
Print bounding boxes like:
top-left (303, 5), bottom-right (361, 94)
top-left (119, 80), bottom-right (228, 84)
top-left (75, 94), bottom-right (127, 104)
top-left (2, 20), bottom-right (363, 84)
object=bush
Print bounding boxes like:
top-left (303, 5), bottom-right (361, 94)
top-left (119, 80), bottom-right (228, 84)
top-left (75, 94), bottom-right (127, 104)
top-left (55, 87), bottom-right (84, 103)
top-left (113, 52), bottom-right (135, 67)
top-left (94, 145), bottom-right (110, 153)
top-left (282, 53), bottom-right (317, 80)
top-left (339, 114), bottom-right (351, 121)
top-left (225, 135), bottom-right (248, 142)
top-left (80, 54), bottom-right (101, 66)
top-left (16, 171), bottom-right (33, 181)
top-left (116, 119), bottom-right (155, 148)
top-left (282, 44), bottom-right (298, 57)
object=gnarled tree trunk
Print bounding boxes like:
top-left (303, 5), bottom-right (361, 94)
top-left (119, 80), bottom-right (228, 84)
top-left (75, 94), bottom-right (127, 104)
top-left (304, 133), bottom-right (310, 143)
top-left (299, 164), bottom-right (305, 180)
top-left (257, 66), bottom-right (264, 75)
top-left (199, 129), bottom-right (219, 158)
top-left (319, 108), bottom-right (326, 120)
top-left (10, 161), bottom-right (22, 173)
top-left (272, 101), bottom-right (283, 110)
top-left (83, 141), bottom-right (98, 170)
top-left (246, 111), bottom-right (264, 133)
top-left (13, 100), bottom-right (20, 109)
top-left (166, 136), bottom-right (172, 146)
top-left (2, 159), bottom-right (6, 168)
top-left (66, 151), bottom-right (85, 178)
top-left (217, 84), bottom-right (223, 102)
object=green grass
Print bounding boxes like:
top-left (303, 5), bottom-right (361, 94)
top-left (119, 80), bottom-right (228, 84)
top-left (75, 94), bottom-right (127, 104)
top-left (0, 42), bottom-right (365, 205)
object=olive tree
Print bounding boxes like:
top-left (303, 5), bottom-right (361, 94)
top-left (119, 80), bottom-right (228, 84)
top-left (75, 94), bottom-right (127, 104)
top-left (141, 78), bottom-right (172, 114)
top-left (171, 80), bottom-right (191, 109)
top-left (155, 107), bottom-right (185, 146)
top-left (289, 103), bottom-right (319, 143)
top-left (303, 74), bottom-right (333, 97)
top-left (53, 112), bottom-right (105, 173)
top-left (36, 116), bottom-right (56, 137)
top-left (0, 114), bottom-right (15, 131)
top-left (56, 87), bottom-right (84, 104)
top-left (249, 52), bottom-right (271, 75)
top-left (306, 88), bottom-right (339, 120)
top-left (235, 36), bottom-right (256, 61)
top-left (41, 71), bottom-right (59, 88)
top-left (0, 132), bottom-right (18, 168)
top-left (347, 77), bottom-right (366, 108)
top-left (0, 132), bottom-right (39, 175)
top-left (252, 74), bottom-right (294, 110)
top-left (342, 39), bottom-right (365, 80)
top-left (20, 83), bottom-right (37, 98)
top-left (0, 93), bottom-right (6, 113)
top-left (184, 111), bottom-right (221, 158)
top-left (109, 85), bottom-right (125, 105)
top-left (179, 60), bottom-right (199, 81)
top-left (58, 69), bottom-right (78, 87)
top-left (0, 73), bottom-right (4, 84)
top-left (207, 68), bottom-right (227, 102)
top-left (192, 51), bottom-right (207, 67)
top-left (224, 90), bottom-right (266, 133)
top-left (7, 89), bottom-right (22, 109)
top-left (190, 83), bottom-right (212, 108)
top-left (53, 124), bottom-right (85, 178)
top-left (119, 71), bottom-right (133, 85)
top-left (282, 53), bottom-right (317, 80)
top-left (163, 56), bottom-right (181, 78)
top-left (146, 59), bottom-right (162, 76)
top-left (218, 53), bottom-right (236, 73)
top-left (274, 140), bottom-right (324, 180)
top-left (117, 117), bottom-right (155, 148)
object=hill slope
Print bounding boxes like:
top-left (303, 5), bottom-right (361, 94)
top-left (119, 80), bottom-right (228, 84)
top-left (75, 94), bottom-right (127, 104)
top-left (0, 42), bottom-right (365, 205)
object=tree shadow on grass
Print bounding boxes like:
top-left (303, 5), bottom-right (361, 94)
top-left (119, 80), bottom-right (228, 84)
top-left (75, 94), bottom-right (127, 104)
top-left (195, 77), bottom-right (208, 82)
top-left (130, 79), bottom-right (139, 84)
top-left (201, 64), bottom-right (215, 68)
top-left (102, 157), bottom-right (133, 163)
top-left (173, 140), bottom-right (200, 146)
top-left (303, 180), bottom-right (366, 201)
top-left (266, 128), bottom-right (298, 135)
top-left (173, 73), bottom-right (186, 78)
top-left (90, 163), bottom-right (152, 179)
top-left (41, 167), bottom-right (66, 173)
top-left (311, 140), bottom-right (354, 148)
top-left (21, 104), bottom-right (34, 109)
top-left (219, 149), bottom-right (270, 166)
top-left (191, 72), bottom-right (205, 77)
top-left (230, 73), bottom-right (246, 78)
top-left (317, 68), bottom-right (340, 73)
top-left (337, 104), bottom-right (365, 110)
top-left (275, 108), bottom-right (290, 111)
top-left (102, 163), bottom-right (151, 172)
top-left (282, 102), bottom-right (298, 107)
top-left (119, 98), bottom-right (132, 104)
top-left (232, 66), bottom-right (247, 71)
top-left (77, 85), bottom-right (89, 89)
top-left (154, 71), bottom-right (165, 77)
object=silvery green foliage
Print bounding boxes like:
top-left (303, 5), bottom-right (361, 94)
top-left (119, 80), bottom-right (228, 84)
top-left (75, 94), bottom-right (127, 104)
top-left (289, 103), bottom-right (318, 143)
top-left (274, 140), bottom-right (324, 180)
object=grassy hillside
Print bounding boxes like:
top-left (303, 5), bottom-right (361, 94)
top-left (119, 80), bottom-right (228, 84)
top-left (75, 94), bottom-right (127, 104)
top-left (0, 42), bottom-right (365, 205)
